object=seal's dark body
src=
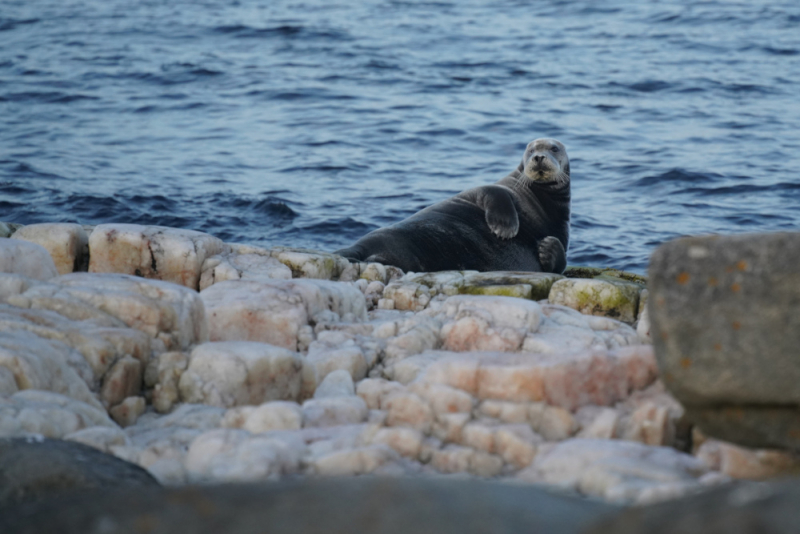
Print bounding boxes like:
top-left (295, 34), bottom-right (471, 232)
top-left (334, 164), bottom-right (570, 273)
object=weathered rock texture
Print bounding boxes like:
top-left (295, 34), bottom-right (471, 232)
top-left (649, 232), bottom-right (800, 449)
top-left (11, 223), bottom-right (89, 275)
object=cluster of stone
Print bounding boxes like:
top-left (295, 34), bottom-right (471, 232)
top-left (1, 222), bottom-right (797, 511)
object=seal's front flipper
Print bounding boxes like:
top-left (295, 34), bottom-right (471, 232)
top-left (463, 186), bottom-right (519, 239)
top-left (538, 236), bottom-right (566, 274)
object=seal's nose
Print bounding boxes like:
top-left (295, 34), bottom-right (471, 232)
top-left (533, 155), bottom-right (545, 164)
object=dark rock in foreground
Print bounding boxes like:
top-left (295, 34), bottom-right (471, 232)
top-left (586, 479), bottom-right (800, 534)
top-left (0, 477), bottom-right (617, 534)
top-left (0, 437), bottom-right (159, 507)
top-left (648, 232), bottom-right (800, 449)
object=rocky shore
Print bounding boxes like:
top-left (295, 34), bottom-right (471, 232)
top-left (2, 221), bottom-right (800, 531)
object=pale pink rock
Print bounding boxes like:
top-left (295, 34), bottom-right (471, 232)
top-left (438, 296), bottom-right (542, 352)
top-left (199, 251), bottom-right (292, 290)
top-left (303, 345), bottom-right (367, 397)
top-left (201, 279), bottom-right (366, 351)
top-left (0, 239), bottom-right (58, 280)
top-left (109, 396), bottom-right (146, 427)
top-left (617, 381), bottom-right (686, 448)
top-left (313, 369), bottom-right (356, 399)
top-left (407, 382), bottom-right (474, 415)
top-left (431, 412), bottom-right (471, 443)
top-left (308, 445), bottom-right (400, 476)
top-left (9, 273), bottom-right (208, 351)
top-left (356, 378), bottom-right (407, 410)
top-left (101, 356), bottom-right (143, 407)
top-left (477, 400), bottom-right (529, 424)
top-left (413, 345), bottom-right (657, 410)
top-left (383, 392), bottom-right (434, 433)
top-left (12, 223), bottom-right (89, 275)
top-left (222, 401), bottom-right (303, 433)
top-left (179, 342), bottom-right (303, 407)
top-left (369, 427), bottom-right (424, 458)
top-left (461, 422), bottom-right (496, 452)
top-left (185, 428), bottom-right (305, 482)
top-left (494, 424), bottom-right (542, 467)
top-left (430, 444), bottom-right (503, 477)
top-left (0, 390), bottom-right (116, 438)
top-left (384, 316), bottom-right (442, 362)
top-left (696, 439), bottom-right (800, 480)
top-left (529, 403), bottom-right (578, 441)
top-left (302, 396), bottom-right (368, 428)
top-left (88, 224), bottom-right (226, 290)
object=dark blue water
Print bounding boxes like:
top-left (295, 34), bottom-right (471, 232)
top-left (2, 0), bottom-right (799, 273)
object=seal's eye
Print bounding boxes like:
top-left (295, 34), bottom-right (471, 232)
top-left (551, 146), bottom-right (560, 153)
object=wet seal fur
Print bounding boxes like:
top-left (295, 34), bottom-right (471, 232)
top-left (335, 138), bottom-right (571, 273)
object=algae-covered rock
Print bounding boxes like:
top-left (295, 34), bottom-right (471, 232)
top-left (564, 266), bottom-right (647, 286)
top-left (460, 272), bottom-right (563, 300)
top-left (268, 247), bottom-right (351, 280)
top-left (549, 278), bottom-right (642, 324)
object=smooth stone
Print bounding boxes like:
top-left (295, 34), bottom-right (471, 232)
top-left (179, 342), bottom-right (304, 408)
top-left (222, 401), bottom-right (303, 433)
top-left (11, 223), bottom-right (89, 275)
top-left (0, 478), bottom-right (618, 534)
top-left (0, 239), bottom-right (58, 281)
top-left (0, 390), bottom-right (116, 439)
top-left (0, 437), bottom-right (158, 507)
top-left (88, 224), bottom-right (226, 290)
top-left (649, 232), bottom-right (800, 448)
top-left (549, 278), bottom-right (642, 324)
top-left (313, 369), bottom-right (356, 399)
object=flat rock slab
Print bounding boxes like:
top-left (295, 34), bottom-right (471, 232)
top-left (0, 478), bottom-right (617, 534)
top-left (0, 437), bottom-right (158, 507)
top-left (0, 239), bottom-right (58, 281)
top-left (649, 232), bottom-right (800, 448)
top-left (88, 224), bottom-right (226, 290)
top-left (549, 278), bottom-right (642, 324)
top-left (586, 479), bottom-right (800, 534)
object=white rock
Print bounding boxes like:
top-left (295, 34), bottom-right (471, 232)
top-left (637, 305), bottom-right (651, 343)
top-left (199, 251), bottom-right (291, 290)
top-left (383, 392), bottom-right (434, 433)
top-left (0, 273), bottom-right (36, 304)
top-left (64, 426), bottom-right (131, 453)
top-left (88, 224), bottom-right (226, 290)
top-left (101, 356), bottom-right (143, 407)
top-left (148, 352), bottom-right (188, 413)
top-left (9, 273), bottom-right (208, 351)
top-left (0, 390), bottom-right (116, 438)
top-left (695, 439), bottom-right (800, 480)
top-left (369, 427), bottom-right (424, 458)
top-left (12, 223), bottom-right (89, 275)
top-left (308, 445), bottom-right (400, 476)
top-left (268, 247), bottom-right (351, 280)
top-left (518, 438), bottom-right (708, 504)
top-left (302, 396), bottom-right (368, 427)
top-left (185, 428), bottom-right (305, 482)
top-left (407, 382), bottom-right (474, 415)
top-left (313, 369), bottom-right (355, 398)
top-left (222, 401), bottom-right (303, 433)
top-left (528, 403), bottom-right (578, 441)
top-left (179, 342), bottom-right (303, 408)
top-left (0, 330), bottom-right (101, 408)
top-left (430, 444), bottom-right (504, 477)
top-left (356, 378), bottom-right (407, 410)
top-left (576, 406), bottom-right (620, 439)
top-left (201, 279), bottom-right (366, 351)
top-left (0, 239), bottom-right (58, 280)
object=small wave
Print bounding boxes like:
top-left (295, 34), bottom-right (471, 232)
top-left (0, 18), bottom-right (39, 32)
top-left (632, 169), bottom-right (722, 188)
top-left (0, 92), bottom-right (98, 104)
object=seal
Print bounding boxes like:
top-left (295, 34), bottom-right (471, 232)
top-left (334, 138), bottom-right (571, 273)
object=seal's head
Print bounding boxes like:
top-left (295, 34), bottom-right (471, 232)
top-left (522, 138), bottom-right (570, 185)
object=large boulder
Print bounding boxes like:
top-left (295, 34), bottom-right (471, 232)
top-left (649, 232), bottom-right (800, 448)
top-left (0, 437), bottom-right (158, 507)
top-left (0, 478), bottom-right (617, 534)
